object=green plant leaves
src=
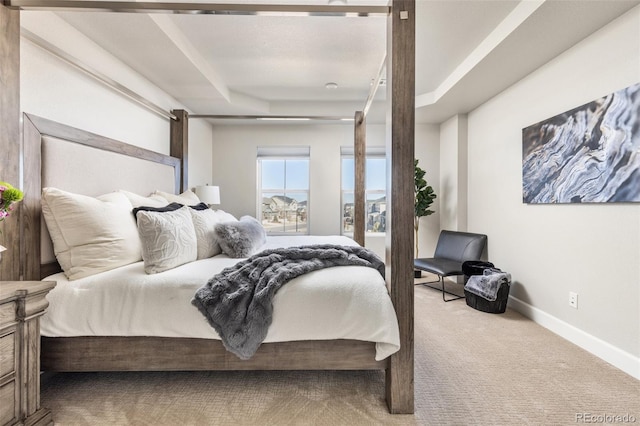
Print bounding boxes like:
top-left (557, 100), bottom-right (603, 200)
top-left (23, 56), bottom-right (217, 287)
top-left (414, 159), bottom-right (436, 218)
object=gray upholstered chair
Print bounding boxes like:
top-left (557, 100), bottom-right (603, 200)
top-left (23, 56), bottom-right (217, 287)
top-left (414, 230), bottom-right (488, 301)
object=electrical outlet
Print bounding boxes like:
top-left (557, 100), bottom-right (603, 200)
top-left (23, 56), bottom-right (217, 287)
top-left (569, 292), bottom-right (578, 309)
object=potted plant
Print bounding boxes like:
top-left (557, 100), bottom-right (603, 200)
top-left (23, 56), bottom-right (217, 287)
top-left (0, 181), bottom-right (24, 261)
top-left (414, 160), bottom-right (436, 277)
top-left (0, 181), bottom-right (23, 229)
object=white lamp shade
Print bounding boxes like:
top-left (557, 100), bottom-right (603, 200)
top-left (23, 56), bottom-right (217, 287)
top-left (196, 185), bottom-right (220, 205)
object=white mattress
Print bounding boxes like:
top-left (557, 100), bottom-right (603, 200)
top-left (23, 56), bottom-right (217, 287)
top-left (41, 235), bottom-right (400, 360)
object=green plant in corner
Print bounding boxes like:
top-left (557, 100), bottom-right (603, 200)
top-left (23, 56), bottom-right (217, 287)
top-left (414, 159), bottom-right (436, 259)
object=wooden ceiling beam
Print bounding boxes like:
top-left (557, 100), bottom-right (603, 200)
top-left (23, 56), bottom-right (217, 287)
top-left (4, 1), bottom-right (389, 16)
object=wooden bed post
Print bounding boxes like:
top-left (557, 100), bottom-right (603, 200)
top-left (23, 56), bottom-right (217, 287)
top-left (21, 115), bottom-right (43, 282)
top-left (0, 5), bottom-right (20, 281)
top-left (354, 111), bottom-right (366, 246)
top-left (170, 109), bottom-right (189, 192)
top-left (385, 0), bottom-right (415, 414)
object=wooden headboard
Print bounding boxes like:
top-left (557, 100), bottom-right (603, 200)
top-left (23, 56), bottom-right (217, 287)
top-left (21, 114), bottom-right (182, 280)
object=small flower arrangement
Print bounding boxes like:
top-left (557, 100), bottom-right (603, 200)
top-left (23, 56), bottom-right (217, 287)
top-left (0, 181), bottom-right (24, 222)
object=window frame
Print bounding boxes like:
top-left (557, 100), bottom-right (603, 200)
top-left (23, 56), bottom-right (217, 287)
top-left (257, 152), bottom-right (310, 236)
top-left (340, 148), bottom-right (386, 236)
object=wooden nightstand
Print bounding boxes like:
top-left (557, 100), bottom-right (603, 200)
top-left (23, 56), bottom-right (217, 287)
top-left (0, 281), bottom-right (55, 426)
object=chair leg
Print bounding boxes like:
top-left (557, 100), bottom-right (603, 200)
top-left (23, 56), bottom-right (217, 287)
top-left (415, 275), bottom-right (465, 302)
top-left (440, 276), bottom-right (465, 302)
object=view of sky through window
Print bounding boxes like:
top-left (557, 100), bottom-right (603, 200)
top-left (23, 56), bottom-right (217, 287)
top-left (261, 159), bottom-right (309, 191)
top-left (342, 158), bottom-right (386, 190)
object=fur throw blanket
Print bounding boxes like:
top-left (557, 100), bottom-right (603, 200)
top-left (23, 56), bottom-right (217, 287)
top-left (192, 244), bottom-right (385, 360)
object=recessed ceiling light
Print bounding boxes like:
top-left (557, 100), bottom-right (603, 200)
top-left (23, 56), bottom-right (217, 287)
top-left (328, 0), bottom-right (347, 5)
top-left (325, 82), bottom-right (338, 89)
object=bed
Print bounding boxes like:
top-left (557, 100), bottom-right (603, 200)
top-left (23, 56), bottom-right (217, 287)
top-left (40, 235), bottom-right (401, 362)
top-left (20, 113), bottom-right (408, 408)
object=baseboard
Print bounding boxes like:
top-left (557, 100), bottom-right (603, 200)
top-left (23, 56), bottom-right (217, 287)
top-left (508, 296), bottom-right (640, 380)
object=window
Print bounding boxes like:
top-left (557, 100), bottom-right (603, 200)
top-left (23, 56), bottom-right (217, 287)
top-left (341, 147), bottom-right (386, 235)
top-left (257, 147), bottom-right (310, 234)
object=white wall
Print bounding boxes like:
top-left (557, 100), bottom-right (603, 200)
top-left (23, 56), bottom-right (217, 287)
top-left (439, 115), bottom-right (469, 233)
top-left (466, 6), bottom-right (640, 376)
top-left (211, 122), bottom-right (441, 260)
top-left (20, 12), bottom-right (213, 189)
top-left (211, 123), bottom-right (356, 234)
top-left (415, 123), bottom-right (441, 258)
top-left (188, 121), bottom-right (215, 188)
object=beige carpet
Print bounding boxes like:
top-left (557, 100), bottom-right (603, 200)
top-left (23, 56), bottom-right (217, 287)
top-left (41, 278), bottom-right (639, 425)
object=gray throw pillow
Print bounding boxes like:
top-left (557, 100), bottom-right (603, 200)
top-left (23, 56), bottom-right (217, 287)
top-left (214, 216), bottom-right (267, 258)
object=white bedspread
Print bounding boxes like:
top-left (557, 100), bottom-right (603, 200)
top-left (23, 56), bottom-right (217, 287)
top-left (41, 235), bottom-right (400, 360)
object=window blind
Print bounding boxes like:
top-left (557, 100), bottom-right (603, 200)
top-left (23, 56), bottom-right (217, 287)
top-left (257, 146), bottom-right (310, 158)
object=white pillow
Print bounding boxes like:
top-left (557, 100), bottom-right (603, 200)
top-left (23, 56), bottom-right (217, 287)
top-left (41, 187), bottom-right (142, 280)
top-left (118, 190), bottom-right (168, 208)
top-left (136, 206), bottom-right (197, 274)
top-left (153, 189), bottom-right (200, 206)
top-left (212, 209), bottom-right (238, 223)
top-left (188, 208), bottom-right (223, 259)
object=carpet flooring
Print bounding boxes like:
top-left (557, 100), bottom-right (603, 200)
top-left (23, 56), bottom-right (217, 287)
top-left (41, 278), bottom-right (639, 425)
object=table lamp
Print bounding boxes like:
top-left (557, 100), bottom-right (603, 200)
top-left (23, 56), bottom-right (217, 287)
top-left (195, 185), bottom-right (220, 207)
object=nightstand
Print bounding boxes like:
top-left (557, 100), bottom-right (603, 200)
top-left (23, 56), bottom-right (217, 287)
top-left (0, 281), bottom-right (55, 426)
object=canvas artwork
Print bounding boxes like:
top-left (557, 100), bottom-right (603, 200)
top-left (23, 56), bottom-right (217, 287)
top-left (522, 82), bottom-right (640, 203)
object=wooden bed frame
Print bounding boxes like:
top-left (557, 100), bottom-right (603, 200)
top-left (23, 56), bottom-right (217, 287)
top-left (12, 1), bottom-right (415, 414)
top-left (20, 114), bottom-right (387, 389)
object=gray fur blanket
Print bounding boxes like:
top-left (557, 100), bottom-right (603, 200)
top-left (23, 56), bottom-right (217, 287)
top-left (191, 244), bottom-right (385, 360)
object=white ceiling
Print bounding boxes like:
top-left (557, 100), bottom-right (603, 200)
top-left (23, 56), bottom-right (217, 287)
top-left (52, 0), bottom-right (640, 124)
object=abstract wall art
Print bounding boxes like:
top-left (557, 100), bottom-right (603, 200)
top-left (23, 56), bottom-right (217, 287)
top-left (522, 82), bottom-right (640, 203)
